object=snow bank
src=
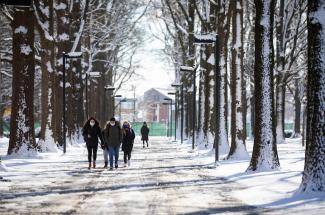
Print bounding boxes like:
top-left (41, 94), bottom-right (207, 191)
top-left (193, 138), bottom-right (325, 210)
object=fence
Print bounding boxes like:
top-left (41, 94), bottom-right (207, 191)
top-left (131, 122), bottom-right (175, 137)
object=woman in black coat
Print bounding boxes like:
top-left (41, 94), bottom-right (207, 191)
top-left (121, 121), bottom-right (135, 167)
top-left (82, 117), bottom-right (104, 169)
top-left (141, 122), bottom-right (150, 148)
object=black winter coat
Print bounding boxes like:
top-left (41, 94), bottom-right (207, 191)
top-left (122, 129), bottom-right (135, 153)
top-left (102, 123), bottom-right (122, 148)
top-left (141, 126), bottom-right (149, 141)
top-left (82, 124), bottom-right (104, 148)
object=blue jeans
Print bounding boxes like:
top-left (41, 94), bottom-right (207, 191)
top-left (108, 146), bottom-right (119, 168)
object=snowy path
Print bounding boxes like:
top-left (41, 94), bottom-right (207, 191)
top-left (0, 138), bottom-right (301, 214)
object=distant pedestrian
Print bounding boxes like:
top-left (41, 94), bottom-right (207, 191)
top-left (121, 121), bottom-right (135, 167)
top-left (141, 122), bottom-right (150, 148)
top-left (82, 117), bottom-right (104, 170)
top-left (102, 117), bottom-right (122, 170)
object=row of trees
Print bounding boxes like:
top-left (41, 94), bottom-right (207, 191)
top-left (0, 0), bottom-right (147, 154)
top-left (155, 0), bottom-right (324, 191)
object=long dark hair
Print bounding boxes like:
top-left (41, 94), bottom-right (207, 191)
top-left (83, 117), bottom-right (100, 129)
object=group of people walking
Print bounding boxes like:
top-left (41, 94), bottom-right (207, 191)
top-left (82, 117), bottom-right (149, 170)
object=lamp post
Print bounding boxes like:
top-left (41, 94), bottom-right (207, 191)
top-left (172, 83), bottom-right (184, 144)
top-left (168, 92), bottom-right (177, 142)
top-left (194, 34), bottom-right (219, 163)
top-left (164, 98), bottom-right (173, 138)
top-left (180, 66), bottom-right (197, 150)
top-left (162, 101), bottom-right (171, 137)
top-left (104, 85), bottom-right (115, 119)
top-left (113, 95), bottom-right (122, 116)
top-left (118, 98), bottom-right (127, 121)
top-left (62, 51), bottom-right (82, 154)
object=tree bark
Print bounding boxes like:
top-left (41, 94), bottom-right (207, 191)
top-left (227, 0), bottom-right (248, 160)
top-left (0, 72), bottom-right (3, 137)
top-left (216, 0), bottom-right (230, 151)
top-left (299, 0), bottom-right (325, 192)
top-left (247, 0), bottom-right (280, 171)
top-left (36, 0), bottom-right (57, 150)
top-left (54, 0), bottom-right (70, 145)
top-left (8, 7), bottom-right (37, 155)
top-left (293, 78), bottom-right (301, 137)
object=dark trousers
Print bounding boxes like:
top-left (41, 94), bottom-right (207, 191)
top-left (87, 145), bottom-right (98, 162)
top-left (143, 140), bottom-right (148, 147)
top-left (124, 151), bottom-right (131, 163)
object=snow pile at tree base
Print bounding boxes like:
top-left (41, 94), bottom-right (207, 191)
top-left (38, 139), bottom-right (59, 153)
top-left (6, 144), bottom-right (40, 159)
top-left (226, 143), bottom-right (250, 160)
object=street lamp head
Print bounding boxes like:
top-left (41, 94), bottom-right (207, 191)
top-left (114, 95), bottom-right (122, 98)
top-left (164, 98), bottom-right (172, 101)
top-left (104, 85), bottom-right (115, 91)
top-left (167, 92), bottom-right (176, 95)
top-left (180, 66), bottom-right (195, 72)
top-left (194, 34), bottom-right (217, 44)
top-left (88, 71), bottom-right (101, 78)
top-left (162, 102), bottom-right (170, 105)
top-left (65, 52), bottom-right (83, 58)
top-left (171, 83), bottom-right (182, 87)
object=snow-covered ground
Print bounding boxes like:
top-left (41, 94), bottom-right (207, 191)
top-left (1, 136), bottom-right (325, 214)
top-left (194, 137), bottom-right (325, 212)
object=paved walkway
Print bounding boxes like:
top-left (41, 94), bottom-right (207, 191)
top-left (0, 138), bottom-right (290, 214)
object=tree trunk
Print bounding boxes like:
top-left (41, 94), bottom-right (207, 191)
top-left (187, 0), bottom-right (196, 144)
top-left (216, 0), bottom-right (230, 152)
top-left (293, 78), bottom-right (301, 138)
top-left (0, 71), bottom-right (3, 137)
top-left (8, 7), bottom-right (37, 155)
top-left (55, 0), bottom-right (70, 146)
top-left (247, 0), bottom-right (280, 171)
top-left (275, 0), bottom-right (286, 144)
top-left (299, 0), bottom-right (325, 192)
top-left (275, 75), bottom-right (286, 144)
top-left (37, 0), bottom-right (57, 151)
top-left (67, 0), bottom-right (83, 144)
top-left (227, 0), bottom-right (248, 160)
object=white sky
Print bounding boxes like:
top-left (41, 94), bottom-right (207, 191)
top-left (118, 14), bottom-right (175, 98)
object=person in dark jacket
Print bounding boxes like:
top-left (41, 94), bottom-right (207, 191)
top-left (82, 117), bottom-right (104, 170)
top-left (102, 117), bottom-right (122, 170)
top-left (121, 121), bottom-right (135, 167)
top-left (141, 122), bottom-right (150, 148)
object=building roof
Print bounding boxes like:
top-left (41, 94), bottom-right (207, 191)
top-left (143, 88), bottom-right (172, 103)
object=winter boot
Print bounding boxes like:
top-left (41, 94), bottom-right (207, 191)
top-left (93, 161), bottom-right (96, 169)
top-left (103, 162), bottom-right (108, 168)
top-left (124, 162), bottom-right (127, 167)
top-left (88, 162), bottom-right (91, 170)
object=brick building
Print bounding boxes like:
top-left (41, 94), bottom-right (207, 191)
top-left (138, 88), bottom-right (173, 123)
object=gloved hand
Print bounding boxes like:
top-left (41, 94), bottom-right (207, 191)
top-left (100, 143), bottom-right (105, 150)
